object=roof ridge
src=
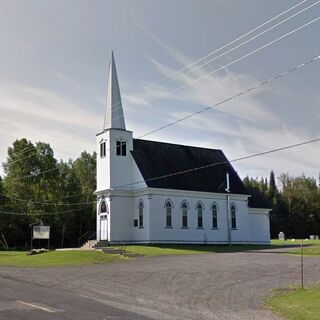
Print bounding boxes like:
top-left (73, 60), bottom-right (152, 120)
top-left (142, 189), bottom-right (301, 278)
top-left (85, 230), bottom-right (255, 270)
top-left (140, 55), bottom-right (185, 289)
top-left (133, 138), bottom-right (222, 152)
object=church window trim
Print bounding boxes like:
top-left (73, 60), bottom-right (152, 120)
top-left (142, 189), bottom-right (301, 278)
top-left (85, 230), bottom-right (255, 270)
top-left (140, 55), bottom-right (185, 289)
top-left (100, 141), bottom-right (106, 158)
top-left (211, 202), bottom-right (219, 229)
top-left (138, 199), bottom-right (144, 228)
top-left (116, 140), bottom-right (126, 156)
top-left (99, 200), bottom-right (108, 215)
top-left (164, 199), bottom-right (173, 228)
top-left (181, 200), bottom-right (189, 228)
top-left (230, 203), bottom-right (237, 229)
top-left (196, 201), bottom-right (204, 229)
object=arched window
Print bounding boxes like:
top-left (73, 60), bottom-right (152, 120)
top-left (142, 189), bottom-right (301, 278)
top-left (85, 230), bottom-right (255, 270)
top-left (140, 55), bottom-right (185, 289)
top-left (212, 203), bottom-right (218, 229)
top-left (165, 201), bottom-right (172, 227)
top-left (181, 201), bottom-right (188, 228)
top-left (138, 200), bottom-right (144, 228)
top-left (100, 200), bottom-right (107, 214)
top-left (231, 204), bottom-right (236, 229)
top-left (197, 202), bottom-right (203, 228)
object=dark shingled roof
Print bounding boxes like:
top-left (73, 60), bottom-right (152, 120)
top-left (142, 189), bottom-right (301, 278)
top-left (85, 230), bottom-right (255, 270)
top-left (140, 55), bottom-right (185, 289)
top-left (131, 139), bottom-right (248, 195)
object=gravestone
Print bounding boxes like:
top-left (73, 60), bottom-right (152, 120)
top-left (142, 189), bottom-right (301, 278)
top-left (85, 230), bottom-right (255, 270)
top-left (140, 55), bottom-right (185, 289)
top-left (310, 235), bottom-right (315, 240)
top-left (278, 232), bottom-right (285, 241)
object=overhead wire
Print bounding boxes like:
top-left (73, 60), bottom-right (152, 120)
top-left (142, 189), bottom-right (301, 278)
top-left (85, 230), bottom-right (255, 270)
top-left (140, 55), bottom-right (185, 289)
top-left (110, 137), bottom-right (320, 190)
top-left (168, 0), bottom-right (320, 84)
top-left (3, 55), bottom-right (319, 186)
top-left (2, 135), bottom-right (319, 216)
top-left (0, 205), bottom-right (93, 216)
top-left (138, 55), bottom-right (320, 139)
top-left (174, 16), bottom-right (320, 91)
top-left (1, 54), bottom-right (318, 209)
top-left (150, 0), bottom-right (311, 87)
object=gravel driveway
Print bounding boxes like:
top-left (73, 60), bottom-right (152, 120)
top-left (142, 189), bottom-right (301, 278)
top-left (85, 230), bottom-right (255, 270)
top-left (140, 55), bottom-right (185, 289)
top-left (1, 249), bottom-right (320, 320)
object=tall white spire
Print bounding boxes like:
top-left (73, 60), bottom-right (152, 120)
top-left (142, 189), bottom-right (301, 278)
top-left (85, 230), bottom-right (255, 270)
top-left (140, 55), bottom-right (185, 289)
top-left (103, 51), bottom-right (126, 130)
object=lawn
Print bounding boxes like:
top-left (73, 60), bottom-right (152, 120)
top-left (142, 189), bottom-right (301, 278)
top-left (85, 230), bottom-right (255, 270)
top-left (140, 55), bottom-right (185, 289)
top-left (0, 244), bottom-right (273, 267)
top-left (267, 287), bottom-right (320, 320)
top-left (272, 239), bottom-right (320, 256)
top-left (1, 240), bottom-right (319, 267)
top-left (120, 243), bottom-right (275, 256)
top-left (0, 250), bottom-right (125, 267)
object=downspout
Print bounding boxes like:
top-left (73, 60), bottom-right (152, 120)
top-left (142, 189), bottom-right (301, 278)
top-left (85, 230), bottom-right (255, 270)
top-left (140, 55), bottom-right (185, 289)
top-left (226, 172), bottom-right (231, 246)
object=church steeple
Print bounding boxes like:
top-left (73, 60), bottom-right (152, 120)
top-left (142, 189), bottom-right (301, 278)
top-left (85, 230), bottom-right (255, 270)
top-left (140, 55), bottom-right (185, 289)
top-left (103, 51), bottom-right (126, 130)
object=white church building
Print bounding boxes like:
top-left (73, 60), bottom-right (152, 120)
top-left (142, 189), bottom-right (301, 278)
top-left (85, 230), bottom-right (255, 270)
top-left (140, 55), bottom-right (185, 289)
top-left (95, 52), bottom-right (271, 245)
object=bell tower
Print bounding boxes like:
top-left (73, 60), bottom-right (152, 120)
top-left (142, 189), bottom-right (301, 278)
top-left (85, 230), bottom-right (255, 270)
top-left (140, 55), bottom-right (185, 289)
top-left (96, 51), bottom-right (133, 193)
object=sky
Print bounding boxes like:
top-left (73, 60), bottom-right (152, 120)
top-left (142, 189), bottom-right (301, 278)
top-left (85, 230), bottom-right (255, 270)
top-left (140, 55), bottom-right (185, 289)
top-left (0, 0), bottom-right (319, 182)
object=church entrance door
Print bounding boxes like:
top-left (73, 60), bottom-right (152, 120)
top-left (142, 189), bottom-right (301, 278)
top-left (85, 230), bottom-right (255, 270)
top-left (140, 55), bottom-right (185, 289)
top-left (100, 215), bottom-right (108, 240)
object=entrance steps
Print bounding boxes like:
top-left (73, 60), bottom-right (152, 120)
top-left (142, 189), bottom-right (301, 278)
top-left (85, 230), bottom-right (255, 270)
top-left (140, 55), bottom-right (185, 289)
top-left (93, 240), bottom-right (110, 249)
top-left (80, 239), bottom-right (98, 250)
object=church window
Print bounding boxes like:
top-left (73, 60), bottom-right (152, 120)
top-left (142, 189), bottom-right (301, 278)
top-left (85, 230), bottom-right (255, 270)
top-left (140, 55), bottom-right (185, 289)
top-left (165, 201), bottom-right (172, 227)
top-left (100, 142), bottom-right (106, 158)
top-left (197, 203), bottom-right (203, 228)
top-left (100, 200), bottom-right (107, 213)
top-left (138, 200), bottom-right (144, 228)
top-left (231, 204), bottom-right (236, 229)
top-left (116, 140), bottom-right (126, 156)
top-left (212, 203), bottom-right (218, 229)
top-left (181, 202), bottom-right (188, 228)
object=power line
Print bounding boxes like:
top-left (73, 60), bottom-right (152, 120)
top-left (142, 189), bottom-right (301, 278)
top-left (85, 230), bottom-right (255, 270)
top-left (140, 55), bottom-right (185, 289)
top-left (8, 167), bottom-right (60, 181)
top-left (111, 137), bottom-right (320, 190)
top-left (0, 192), bottom-right (97, 207)
top-left (170, 0), bottom-right (320, 83)
top-left (5, 13), bottom-right (319, 168)
top-left (138, 55), bottom-right (320, 139)
top-left (149, 0), bottom-right (310, 87)
top-left (0, 205), bottom-right (93, 216)
top-left (5, 55), bottom-right (319, 185)
top-left (175, 16), bottom-right (320, 91)
top-left (3, 137), bottom-right (320, 214)
top-left (7, 145), bottom-right (35, 158)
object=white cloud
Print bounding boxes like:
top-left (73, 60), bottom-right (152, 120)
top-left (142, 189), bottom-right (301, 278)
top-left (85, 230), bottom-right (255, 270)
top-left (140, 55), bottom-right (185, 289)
top-left (122, 27), bottom-right (320, 179)
top-left (0, 81), bottom-right (99, 175)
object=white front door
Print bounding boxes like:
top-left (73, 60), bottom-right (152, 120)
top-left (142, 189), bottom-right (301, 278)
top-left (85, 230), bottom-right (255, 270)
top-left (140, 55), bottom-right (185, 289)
top-left (100, 215), bottom-right (108, 240)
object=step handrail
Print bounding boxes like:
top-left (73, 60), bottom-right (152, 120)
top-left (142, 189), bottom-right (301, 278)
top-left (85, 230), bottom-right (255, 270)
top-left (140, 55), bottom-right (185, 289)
top-left (78, 231), bottom-right (96, 247)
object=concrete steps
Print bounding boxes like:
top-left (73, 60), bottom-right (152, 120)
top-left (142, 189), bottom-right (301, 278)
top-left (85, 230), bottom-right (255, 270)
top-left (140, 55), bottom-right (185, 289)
top-left (93, 240), bottom-right (110, 249)
top-left (80, 239), bottom-right (98, 250)
top-left (102, 247), bottom-right (123, 254)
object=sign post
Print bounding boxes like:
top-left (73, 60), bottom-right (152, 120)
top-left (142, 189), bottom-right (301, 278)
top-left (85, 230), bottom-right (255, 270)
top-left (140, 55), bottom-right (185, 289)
top-left (300, 239), bottom-right (304, 289)
top-left (30, 221), bottom-right (50, 250)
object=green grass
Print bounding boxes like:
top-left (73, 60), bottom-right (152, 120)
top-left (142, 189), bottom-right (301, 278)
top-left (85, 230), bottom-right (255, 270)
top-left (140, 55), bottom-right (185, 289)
top-left (0, 250), bottom-right (125, 267)
top-left (121, 244), bottom-right (274, 256)
top-left (267, 286), bottom-right (320, 320)
top-left (272, 239), bottom-right (320, 246)
top-left (271, 239), bottom-right (320, 256)
top-left (1, 240), bottom-right (319, 267)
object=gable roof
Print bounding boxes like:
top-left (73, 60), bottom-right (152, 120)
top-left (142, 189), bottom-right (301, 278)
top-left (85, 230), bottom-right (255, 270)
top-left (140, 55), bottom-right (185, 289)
top-left (131, 139), bottom-right (248, 195)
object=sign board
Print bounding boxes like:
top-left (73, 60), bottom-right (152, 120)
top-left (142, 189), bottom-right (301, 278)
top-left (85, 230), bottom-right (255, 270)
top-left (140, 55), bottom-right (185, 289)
top-left (33, 225), bottom-right (50, 239)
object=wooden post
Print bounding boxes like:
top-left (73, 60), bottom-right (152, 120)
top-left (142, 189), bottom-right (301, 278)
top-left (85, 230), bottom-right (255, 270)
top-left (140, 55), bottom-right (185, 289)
top-left (300, 239), bottom-right (304, 289)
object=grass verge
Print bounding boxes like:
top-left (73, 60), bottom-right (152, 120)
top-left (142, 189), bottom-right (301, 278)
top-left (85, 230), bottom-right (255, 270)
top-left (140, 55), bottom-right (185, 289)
top-left (267, 286), bottom-right (320, 320)
top-left (0, 250), bottom-right (125, 267)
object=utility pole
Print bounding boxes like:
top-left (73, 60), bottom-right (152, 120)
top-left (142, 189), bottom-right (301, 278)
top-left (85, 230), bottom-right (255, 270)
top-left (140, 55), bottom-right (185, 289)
top-left (226, 172), bottom-right (231, 246)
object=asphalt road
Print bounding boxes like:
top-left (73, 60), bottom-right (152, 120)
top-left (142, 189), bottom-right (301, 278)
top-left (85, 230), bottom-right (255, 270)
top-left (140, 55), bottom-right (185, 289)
top-left (0, 276), bottom-right (153, 320)
top-left (1, 249), bottom-right (320, 320)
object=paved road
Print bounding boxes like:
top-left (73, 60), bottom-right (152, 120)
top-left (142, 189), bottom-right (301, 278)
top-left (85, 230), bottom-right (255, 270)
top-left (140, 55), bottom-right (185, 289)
top-left (0, 276), bottom-right (155, 320)
top-left (1, 249), bottom-right (320, 320)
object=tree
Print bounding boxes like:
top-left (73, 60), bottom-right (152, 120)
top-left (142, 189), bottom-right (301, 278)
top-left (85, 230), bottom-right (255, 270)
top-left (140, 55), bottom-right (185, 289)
top-left (268, 170), bottom-right (278, 201)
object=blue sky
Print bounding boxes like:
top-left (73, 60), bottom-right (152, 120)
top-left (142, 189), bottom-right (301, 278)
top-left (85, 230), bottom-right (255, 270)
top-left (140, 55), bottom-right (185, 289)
top-left (0, 0), bottom-right (319, 181)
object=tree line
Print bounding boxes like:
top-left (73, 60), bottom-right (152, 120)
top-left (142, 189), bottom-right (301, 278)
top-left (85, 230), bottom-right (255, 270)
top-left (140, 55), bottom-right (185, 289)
top-left (243, 171), bottom-right (320, 239)
top-left (0, 138), bottom-right (96, 249)
top-left (0, 138), bottom-right (319, 249)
